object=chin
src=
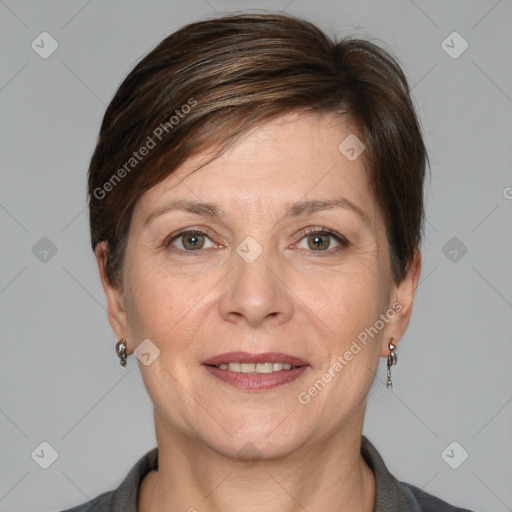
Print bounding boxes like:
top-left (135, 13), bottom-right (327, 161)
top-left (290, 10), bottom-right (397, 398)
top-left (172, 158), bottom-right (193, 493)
top-left (203, 413), bottom-right (307, 461)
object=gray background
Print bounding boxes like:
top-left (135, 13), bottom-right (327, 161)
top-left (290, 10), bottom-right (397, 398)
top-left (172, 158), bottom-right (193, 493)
top-left (1, 0), bottom-right (511, 511)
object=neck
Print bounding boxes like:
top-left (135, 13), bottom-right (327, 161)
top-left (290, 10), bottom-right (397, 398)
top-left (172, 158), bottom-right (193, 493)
top-left (139, 408), bottom-right (376, 512)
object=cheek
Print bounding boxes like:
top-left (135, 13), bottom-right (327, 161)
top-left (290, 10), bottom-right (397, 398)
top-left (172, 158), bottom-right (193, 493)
top-left (314, 274), bottom-right (385, 391)
top-left (306, 260), bottom-right (386, 337)
top-left (122, 254), bottom-right (173, 337)
top-left (124, 255), bottom-right (208, 346)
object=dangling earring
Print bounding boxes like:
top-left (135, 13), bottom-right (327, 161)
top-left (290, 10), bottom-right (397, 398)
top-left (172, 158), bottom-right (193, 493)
top-left (116, 339), bottom-right (128, 368)
top-left (387, 339), bottom-right (397, 389)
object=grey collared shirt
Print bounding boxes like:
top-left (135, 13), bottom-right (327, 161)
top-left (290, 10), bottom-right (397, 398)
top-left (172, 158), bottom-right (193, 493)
top-left (58, 436), bottom-right (475, 511)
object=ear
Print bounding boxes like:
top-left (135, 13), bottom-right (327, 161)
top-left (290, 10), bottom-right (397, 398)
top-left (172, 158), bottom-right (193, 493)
top-left (95, 241), bottom-right (131, 352)
top-left (380, 248), bottom-right (422, 357)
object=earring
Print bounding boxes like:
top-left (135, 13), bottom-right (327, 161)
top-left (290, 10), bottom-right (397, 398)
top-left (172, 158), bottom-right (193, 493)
top-left (116, 339), bottom-right (128, 368)
top-left (386, 339), bottom-right (397, 389)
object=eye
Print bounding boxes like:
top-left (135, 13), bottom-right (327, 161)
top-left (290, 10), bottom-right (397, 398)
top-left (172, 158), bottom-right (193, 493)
top-left (296, 227), bottom-right (348, 252)
top-left (164, 227), bottom-right (348, 255)
top-left (165, 229), bottom-right (216, 251)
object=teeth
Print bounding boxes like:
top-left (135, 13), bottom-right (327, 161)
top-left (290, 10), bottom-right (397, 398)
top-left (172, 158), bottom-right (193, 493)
top-left (216, 362), bottom-right (298, 373)
top-left (256, 362), bottom-right (272, 373)
top-left (240, 363), bottom-right (255, 373)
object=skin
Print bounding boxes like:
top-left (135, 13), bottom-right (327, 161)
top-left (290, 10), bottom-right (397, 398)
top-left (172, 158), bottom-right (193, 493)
top-left (95, 111), bottom-right (421, 512)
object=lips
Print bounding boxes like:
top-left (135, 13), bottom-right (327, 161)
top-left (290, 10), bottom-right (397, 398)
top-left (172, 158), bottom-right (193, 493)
top-left (201, 351), bottom-right (310, 367)
top-left (201, 352), bottom-right (311, 391)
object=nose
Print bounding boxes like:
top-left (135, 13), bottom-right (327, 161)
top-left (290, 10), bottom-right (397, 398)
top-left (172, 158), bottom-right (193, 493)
top-left (218, 242), bottom-right (294, 328)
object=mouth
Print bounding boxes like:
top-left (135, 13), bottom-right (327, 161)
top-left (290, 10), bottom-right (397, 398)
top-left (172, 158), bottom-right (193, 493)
top-left (206, 362), bottom-right (301, 372)
top-left (201, 352), bottom-right (310, 391)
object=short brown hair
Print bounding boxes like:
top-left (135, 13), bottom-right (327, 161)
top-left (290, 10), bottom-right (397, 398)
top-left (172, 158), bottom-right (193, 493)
top-left (88, 12), bottom-right (429, 287)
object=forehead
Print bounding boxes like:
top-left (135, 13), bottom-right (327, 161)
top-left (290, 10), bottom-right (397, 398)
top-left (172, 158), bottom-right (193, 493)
top-left (135, 112), bottom-right (379, 230)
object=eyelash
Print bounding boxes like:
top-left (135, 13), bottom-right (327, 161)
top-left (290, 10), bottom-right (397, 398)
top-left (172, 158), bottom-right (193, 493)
top-left (164, 227), bottom-right (349, 256)
top-left (297, 227), bottom-right (349, 255)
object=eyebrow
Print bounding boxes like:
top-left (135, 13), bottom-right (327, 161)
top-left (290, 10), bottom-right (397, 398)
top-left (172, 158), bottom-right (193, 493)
top-left (144, 200), bottom-right (224, 226)
top-left (144, 197), bottom-right (371, 228)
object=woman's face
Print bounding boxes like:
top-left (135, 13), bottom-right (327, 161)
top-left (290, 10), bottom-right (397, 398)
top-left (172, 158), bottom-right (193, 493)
top-left (98, 111), bottom-right (420, 459)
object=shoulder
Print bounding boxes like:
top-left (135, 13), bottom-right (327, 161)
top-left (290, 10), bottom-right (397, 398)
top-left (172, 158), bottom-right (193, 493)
top-left (361, 436), bottom-right (475, 512)
top-left (400, 481), bottom-right (475, 512)
top-left (55, 447), bottom-right (158, 512)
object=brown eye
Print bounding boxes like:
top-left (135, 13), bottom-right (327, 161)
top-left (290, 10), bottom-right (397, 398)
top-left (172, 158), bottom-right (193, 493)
top-left (296, 228), bottom-right (348, 253)
top-left (166, 230), bottom-right (214, 251)
top-left (182, 232), bottom-right (205, 250)
top-left (306, 233), bottom-right (331, 250)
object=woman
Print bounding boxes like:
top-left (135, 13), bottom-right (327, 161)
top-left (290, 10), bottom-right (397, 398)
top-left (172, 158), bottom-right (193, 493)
top-left (61, 12), bottom-right (474, 512)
